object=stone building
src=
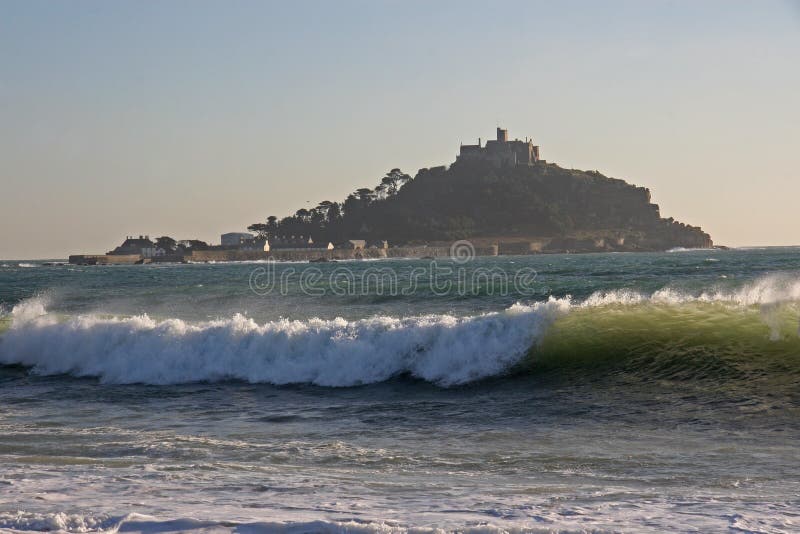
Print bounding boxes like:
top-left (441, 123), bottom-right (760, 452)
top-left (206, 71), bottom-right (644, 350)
top-left (220, 232), bottom-right (255, 247)
top-left (108, 236), bottom-right (156, 258)
top-left (456, 127), bottom-right (541, 168)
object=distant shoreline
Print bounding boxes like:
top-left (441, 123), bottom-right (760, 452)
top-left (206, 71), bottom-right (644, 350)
top-left (57, 243), bottom-right (734, 266)
top-left (20, 245), bottom-right (800, 265)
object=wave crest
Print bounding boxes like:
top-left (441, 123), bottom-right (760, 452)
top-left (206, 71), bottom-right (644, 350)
top-left (0, 511), bottom-right (522, 534)
top-left (0, 298), bottom-right (568, 387)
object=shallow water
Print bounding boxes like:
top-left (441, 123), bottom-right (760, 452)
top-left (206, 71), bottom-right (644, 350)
top-left (1, 249), bottom-right (799, 532)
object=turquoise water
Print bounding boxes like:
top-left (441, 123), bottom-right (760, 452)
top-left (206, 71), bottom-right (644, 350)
top-left (0, 249), bottom-right (799, 532)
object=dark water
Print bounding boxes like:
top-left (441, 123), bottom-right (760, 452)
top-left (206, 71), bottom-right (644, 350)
top-left (0, 249), bottom-right (799, 532)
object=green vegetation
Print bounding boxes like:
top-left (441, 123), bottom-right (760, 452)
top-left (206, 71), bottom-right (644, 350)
top-left (248, 162), bottom-right (711, 249)
top-left (154, 237), bottom-right (209, 254)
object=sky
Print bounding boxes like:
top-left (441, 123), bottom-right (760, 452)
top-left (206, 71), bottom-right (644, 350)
top-left (1, 0), bottom-right (798, 259)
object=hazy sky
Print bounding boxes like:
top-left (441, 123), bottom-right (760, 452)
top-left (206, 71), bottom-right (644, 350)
top-left (1, 0), bottom-right (798, 258)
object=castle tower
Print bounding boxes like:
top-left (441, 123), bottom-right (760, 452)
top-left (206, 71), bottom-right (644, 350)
top-left (496, 127), bottom-right (508, 142)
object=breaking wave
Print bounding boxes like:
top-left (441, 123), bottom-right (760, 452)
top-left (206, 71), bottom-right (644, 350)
top-left (0, 297), bottom-right (568, 387)
top-left (1, 274), bottom-right (799, 387)
top-left (0, 511), bottom-right (540, 534)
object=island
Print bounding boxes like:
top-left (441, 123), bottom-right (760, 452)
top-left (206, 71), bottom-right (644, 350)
top-left (69, 127), bottom-right (712, 265)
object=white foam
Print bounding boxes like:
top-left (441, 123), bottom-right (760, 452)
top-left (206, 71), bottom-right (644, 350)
top-left (0, 511), bottom-right (120, 532)
top-left (2, 507), bottom-right (796, 534)
top-left (666, 247), bottom-right (715, 253)
top-left (581, 273), bottom-right (800, 308)
top-left (0, 298), bottom-right (568, 387)
top-left (6, 298), bottom-right (51, 324)
top-left (0, 511), bottom-right (553, 533)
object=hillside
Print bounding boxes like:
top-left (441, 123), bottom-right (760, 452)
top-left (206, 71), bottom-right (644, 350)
top-left (249, 161), bottom-right (713, 252)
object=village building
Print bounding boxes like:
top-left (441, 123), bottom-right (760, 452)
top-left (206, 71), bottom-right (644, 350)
top-left (108, 236), bottom-right (156, 258)
top-left (220, 232), bottom-right (255, 247)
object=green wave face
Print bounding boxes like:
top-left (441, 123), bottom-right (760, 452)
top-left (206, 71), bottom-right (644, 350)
top-left (0, 316), bottom-right (11, 335)
top-left (531, 302), bottom-right (800, 384)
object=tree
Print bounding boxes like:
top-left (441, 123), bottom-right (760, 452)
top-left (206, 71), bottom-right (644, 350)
top-left (315, 201), bottom-right (334, 220)
top-left (381, 168), bottom-right (412, 196)
top-left (355, 188), bottom-right (375, 205)
top-left (310, 208), bottom-right (325, 229)
top-left (247, 223), bottom-right (269, 238)
top-left (155, 236), bottom-right (177, 252)
top-left (326, 202), bottom-right (342, 224)
top-left (266, 216), bottom-right (278, 237)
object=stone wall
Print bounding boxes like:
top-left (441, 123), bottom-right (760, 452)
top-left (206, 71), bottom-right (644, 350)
top-left (189, 248), bottom-right (391, 262)
top-left (386, 246), bottom-right (450, 258)
top-left (189, 250), bottom-right (269, 262)
top-left (189, 246), bottom-right (502, 263)
top-left (68, 254), bottom-right (142, 265)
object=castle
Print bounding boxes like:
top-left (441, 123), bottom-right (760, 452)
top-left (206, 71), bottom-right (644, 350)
top-left (456, 127), bottom-right (542, 168)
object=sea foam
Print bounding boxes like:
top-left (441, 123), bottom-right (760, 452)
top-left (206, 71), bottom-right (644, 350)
top-left (0, 511), bottom-right (544, 534)
top-left (0, 298), bottom-right (568, 387)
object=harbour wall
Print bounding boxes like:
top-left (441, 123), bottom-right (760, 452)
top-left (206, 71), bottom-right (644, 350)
top-left (68, 254), bottom-right (142, 265)
top-left (188, 247), bottom-right (471, 262)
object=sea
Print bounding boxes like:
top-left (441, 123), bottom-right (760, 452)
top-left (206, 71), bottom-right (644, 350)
top-left (0, 248), bottom-right (798, 533)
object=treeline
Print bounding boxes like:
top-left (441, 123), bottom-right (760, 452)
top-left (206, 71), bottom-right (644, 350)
top-left (152, 237), bottom-right (210, 253)
top-left (247, 168), bottom-right (413, 244)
